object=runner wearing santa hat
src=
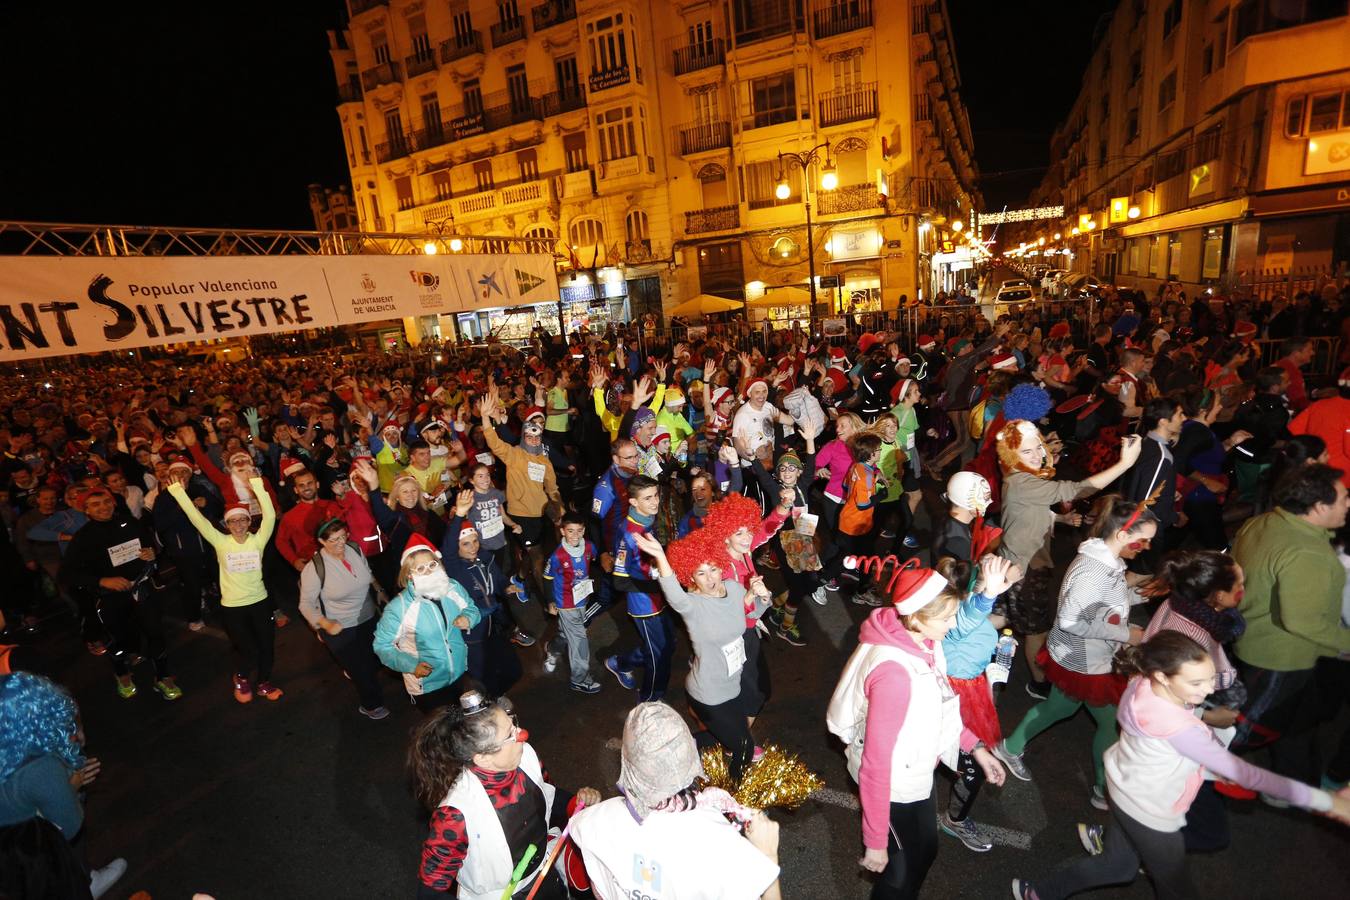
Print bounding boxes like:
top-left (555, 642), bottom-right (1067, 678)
top-left (827, 556), bottom-right (1008, 897)
top-left (373, 533), bottom-right (482, 714)
top-left (166, 473), bottom-right (278, 704)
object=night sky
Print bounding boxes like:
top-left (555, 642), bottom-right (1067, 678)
top-left (1, 1), bottom-right (1116, 230)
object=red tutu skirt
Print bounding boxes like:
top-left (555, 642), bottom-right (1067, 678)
top-left (949, 673), bottom-right (1002, 747)
top-left (1037, 647), bottom-right (1127, 707)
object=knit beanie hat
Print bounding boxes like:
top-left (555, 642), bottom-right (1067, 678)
top-left (619, 702), bottom-right (705, 819)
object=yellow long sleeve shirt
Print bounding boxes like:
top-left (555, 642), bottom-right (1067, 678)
top-left (168, 478), bottom-right (276, 607)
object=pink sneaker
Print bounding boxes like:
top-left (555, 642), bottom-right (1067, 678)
top-left (752, 745), bottom-right (765, 763)
top-left (232, 674), bottom-right (253, 704)
top-left (255, 681), bottom-right (284, 701)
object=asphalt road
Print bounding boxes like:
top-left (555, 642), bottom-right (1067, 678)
top-left (11, 500), bottom-right (1350, 900)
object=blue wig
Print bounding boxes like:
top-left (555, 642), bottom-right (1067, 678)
top-left (0, 673), bottom-right (85, 780)
top-left (1001, 384), bottom-right (1053, 423)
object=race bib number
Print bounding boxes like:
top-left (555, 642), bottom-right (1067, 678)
top-left (721, 637), bottom-right (747, 677)
top-left (614, 548), bottom-right (627, 571)
top-left (572, 578), bottom-right (594, 602)
top-left (796, 512), bottom-right (819, 536)
top-left (527, 461), bottom-right (546, 483)
top-left (479, 516), bottom-right (504, 540)
top-left (225, 550), bottom-right (262, 574)
top-left (107, 539), bottom-right (142, 568)
top-left (592, 497), bottom-right (604, 514)
top-left (476, 452), bottom-right (494, 466)
top-left (985, 660), bottom-right (1011, 686)
top-left (905, 432), bottom-right (916, 450)
top-left (643, 456), bottom-right (662, 478)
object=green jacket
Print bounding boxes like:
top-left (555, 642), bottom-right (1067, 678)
top-left (1233, 508), bottom-right (1350, 671)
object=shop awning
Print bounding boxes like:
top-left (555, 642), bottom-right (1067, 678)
top-left (670, 293), bottom-right (743, 317)
top-left (1117, 197), bottom-right (1248, 238)
top-left (746, 286), bottom-right (813, 307)
top-left (1248, 185), bottom-right (1350, 217)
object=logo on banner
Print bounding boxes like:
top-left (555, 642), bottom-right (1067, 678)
top-left (361, 274), bottom-right (377, 293)
top-left (476, 272), bottom-right (503, 298)
top-left (410, 270), bottom-right (444, 311)
top-left (514, 269), bottom-right (545, 295)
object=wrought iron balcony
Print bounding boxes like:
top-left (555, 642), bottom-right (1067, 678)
top-left (733, 0), bottom-right (803, 46)
top-left (361, 61), bottom-right (402, 91)
top-left (405, 50), bottom-right (437, 77)
top-left (542, 87), bottom-right (587, 117)
top-left (532, 0), bottom-right (577, 31)
top-left (375, 135), bottom-right (412, 163)
top-left (589, 64), bottom-right (638, 92)
top-left (447, 100), bottom-right (542, 140)
top-left (676, 121), bottom-right (732, 155)
top-left (813, 0), bottom-right (873, 39)
top-left (817, 183), bottom-right (882, 215)
top-left (673, 38), bottom-right (726, 75)
top-left (440, 32), bottom-right (484, 64)
top-left (819, 82), bottom-right (877, 127)
top-left (337, 81), bottom-right (362, 104)
top-left (411, 123), bottom-right (449, 151)
top-left (491, 17), bottom-right (527, 48)
top-left (685, 205), bottom-right (740, 234)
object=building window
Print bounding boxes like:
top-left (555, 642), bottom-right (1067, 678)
top-left (517, 148), bottom-right (539, 182)
top-left (372, 36), bottom-right (391, 65)
top-left (463, 79), bottom-right (484, 117)
top-left (595, 105), bottom-right (638, 161)
top-left (835, 140), bottom-right (868, 185)
top-left (563, 132), bottom-right (589, 172)
top-left (1149, 236), bottom-right (1163, 276)
top-left (452, 10), bottom-right (475, 41)
top-left (1202, 227), bottom-right (1224, 279)
top-left (555, 55), bottom-right (580, 96)
top-left (507, 64), bottom-right (531, 112)
top-left (1308, 92), bottom-right (1343, 133)
top-left (588, 13), bottom-right (630, 76)
top-left (1193, 125), bottom-right (1222, 164)
top-left (698, 163), bottom-right (730, 207)
top-left (1168, 233), bottom-right (1183, 278)
top-left (570, 217), bottom-right (604, 250)
top-left (395, 175), bottom-right (414, 211)
top-left (696, 241), bottom-right (744, 297)
top-left (498, 0), bottom-right (521, 25)
top-left (1201, 43), bottom-right (1214, 76)
top-left (384, 110), bottom-right (405, 151)
top-left (1233, 0), bottom-right (1347, 45)
top-left (1161, 0), bottom-right (1182, 38)
top-left (421, 93), bottom-right (442, 140)
top-left (625, 210), bottom-right (650, 252)
top-left (409, 15), bottom-right (433, 60)
top-left (522, 225), bottom-right (556, 254)
top-left (1285, 96), bottom-right (1306, 137)
top-left (473, 160), bottom-right (494, 193)
top-left (832, 54), bottom-right (863, 91)
top-left (431, 170), bottom-right (451, 201)
top-left (1158, 71), bottom-right (1177, 113)
top-left (1157, 147), bottom-right (1187, 182)
top-left (692, 89), bottom-right (721, 125)
top-left (744, 71), bottom-right (797, 130)
top-left (1125, 108), bottom-right (1140, 143)
top-left (743, 159), bottom-right (799, 209)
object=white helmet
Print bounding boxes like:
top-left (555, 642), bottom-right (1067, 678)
top-left (946, 471), bottom-right (992, 516)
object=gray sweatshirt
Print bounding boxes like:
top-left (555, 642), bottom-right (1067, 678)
top-left (299, 544), bottom-right (377, 629)
top-left (659, 574), bottom-right (767, 705)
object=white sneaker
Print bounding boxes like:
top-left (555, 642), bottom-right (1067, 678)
top-left (811, 585), bottom-right (828, 606)
top-left (543, 650), bottom-right (560, 674)
top-left (90, 858), bottom-right (127, 899)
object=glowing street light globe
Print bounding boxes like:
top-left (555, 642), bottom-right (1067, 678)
top-left (422, 241), bottom-right (438, 255)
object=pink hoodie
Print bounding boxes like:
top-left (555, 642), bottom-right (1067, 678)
top-left (857, 608), bottom-right (978, 849)
top-left (816, 438), bottom-right (855, 500)
top-left (1108, 676), bottom-right (1328, 832)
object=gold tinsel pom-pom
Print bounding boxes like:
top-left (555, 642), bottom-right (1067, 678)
top-left (699, 744), bottom-right (824, 810)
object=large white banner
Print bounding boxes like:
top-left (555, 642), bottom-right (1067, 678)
top-left (0, 253), bottom-right (560, 362)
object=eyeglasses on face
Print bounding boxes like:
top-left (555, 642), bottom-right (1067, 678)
top-left (409, 558), bottom-right (443, 576)
top-left (481, 712), bottom-right (522, 753)
top-left (322, 531), bottom-right (349, 544)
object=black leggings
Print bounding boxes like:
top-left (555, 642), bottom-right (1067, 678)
top-left (220, 600), bottom-right (275, 682)
top-left (320, 617), bottom-right (385, 711)
top-left (948, 751), bottom-right (986, 822)
top-left (872, 794), bottom-right (938, 900)
top-left (689, 693), bottom-right (755, 783)
top-left (1034, 804), bottom-right (1196, 900)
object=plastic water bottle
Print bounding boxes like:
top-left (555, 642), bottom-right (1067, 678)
top-left (995, 629), bottom-right (1017, 669)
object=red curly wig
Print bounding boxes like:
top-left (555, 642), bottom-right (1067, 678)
top-left (665, 528), bottom-right (727, 588)
top-left (701, 493), bottom-right (763, 547)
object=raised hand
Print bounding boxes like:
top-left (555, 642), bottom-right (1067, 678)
top-left (454, 488), bottom-right (473, 518)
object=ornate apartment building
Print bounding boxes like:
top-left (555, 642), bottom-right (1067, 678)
top-left (1007, 0), bottom-right (1350, 294)
top-left (327, 0), bottom-right (980, 339)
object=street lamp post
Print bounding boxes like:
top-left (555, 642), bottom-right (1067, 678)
top-left (775, 140), bottom-right (836, 328)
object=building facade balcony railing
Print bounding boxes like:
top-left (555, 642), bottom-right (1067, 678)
top-left (673, 38), bottom-right (726, 75)
top-left (676, 121), bottom-right (732, 155)
top-left (813, 0), bottom-right (873, 39)
top-left (375, 135), bottom-right (412, 163)
top-left (440, 32), bottom-right (484, 64)
top-left (911, 2), bottom-right (934, 34)
top-left (819, 82), bottom-right (877, 127)
top-left (588, 64), bottom-right (640, 92)
top-left (411, 123), bottom-right (449, 151)
top-left (542, 87), bottom-right (587, 117)
top-left (491, 17), bottom-right (527, 48)
top-left (337, 81), bottom-right (362, 104)
top-left (685, 205), bottom-right (740, 234)
top-left (361, 61), bottom-right (402, 91)
top-left (451, 178), bottom-right (547, 219)
top-left (733, 0), bottom-right (804, 46)
top-left (914, 92), bottom-right (932, 123)
top-left (532, 0), bottom-right (577, 31)
top-left (817, 183), bottom-right (882, 215)
top-left (405, 50), bottom-right (437, 77)
top-left (349, 0), bottom-right (387, 16)
top-left (447, 100), bottom-right (543, 140)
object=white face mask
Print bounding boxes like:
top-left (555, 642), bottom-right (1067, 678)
top-left (412, 571), bottom-right (452, 599)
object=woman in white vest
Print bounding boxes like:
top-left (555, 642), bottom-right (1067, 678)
top-left (827, 557), bottom-right (1007, 899)
top-left (409, 691), bottom-right (600, 899)
top-left (1012, 632), bottom-right (1350, 900)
